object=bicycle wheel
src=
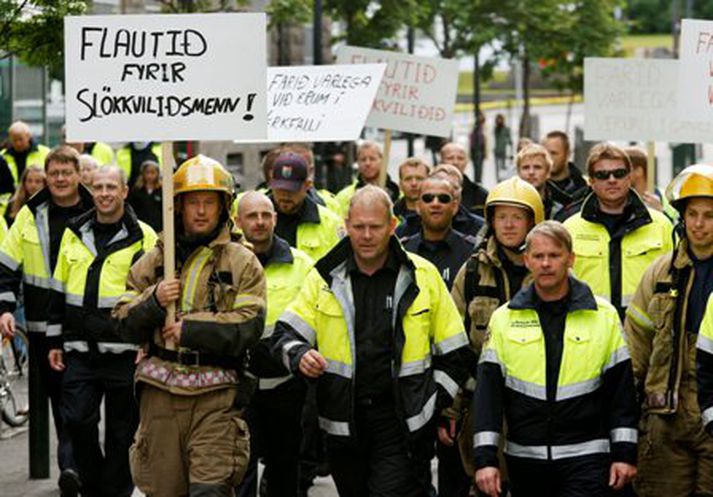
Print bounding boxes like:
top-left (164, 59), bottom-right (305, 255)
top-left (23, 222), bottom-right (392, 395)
top-left (1, 327), bottom-right (29, 427)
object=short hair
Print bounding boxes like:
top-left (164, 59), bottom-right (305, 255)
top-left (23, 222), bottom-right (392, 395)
top-left (544, 130), bottom-right (570, 152)
top-left (347, 184), bottom-right (393, 220)
top-left (517, 144), bottom-right (553, 172)
top-left (624, 147), bottom-right (647, 174)
top-left (440, 142), bottom-right (468, 158)
top-left (45, 145), bottom-right (80, 172)
top-left (8, 120), bottom-right (30, 137)
top-left (398, 157), bottom-right (430, 179)
top-left (78, 154), bottom-right (99, 171)
top-left (586, 142), bottom-right (632, 177)
top-left (524, 220), bottom-right (572, 254)
top-left (419, 175), bottom-right (456, 197)
top-left (94, 164), bottom-right (127, 187)
top-left (357, 140), bottom-right (382, 159)
top-left (432, 163), bottom-right (463, 186)
top-left (430, 165), bottom-right (462, 199)
top-left (517, 137), bottom-right (534, 152)
top-left (238, 190), bottom-right (275, 217)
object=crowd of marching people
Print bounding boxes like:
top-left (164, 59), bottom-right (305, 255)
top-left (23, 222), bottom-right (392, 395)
top-left (3, 117), bottom-right (713, 497)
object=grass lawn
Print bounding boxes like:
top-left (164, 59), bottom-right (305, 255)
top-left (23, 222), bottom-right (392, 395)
top-left (618, 33), bottom-right (673, 56)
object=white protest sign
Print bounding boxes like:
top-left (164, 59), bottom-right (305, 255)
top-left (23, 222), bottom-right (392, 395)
top-left (235, 63), bottom-right (386, 143)
top-left (336, 46), bottom-right (459, 137)
top-left (64, 13), bottom-right (267, 142)
top-left (677, 19), bottom-right (713, 123)
top-left (585, 57), bottom-right (713, 142)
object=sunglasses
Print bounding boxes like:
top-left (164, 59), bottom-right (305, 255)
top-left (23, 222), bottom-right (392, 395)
top-left (591, 168), bottom-right (629, 181)
top-left (421, 193), bottom-right (453, 204)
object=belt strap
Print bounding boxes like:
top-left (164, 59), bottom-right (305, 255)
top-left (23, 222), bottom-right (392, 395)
top-left (149, 344), bottom-right (238, 370)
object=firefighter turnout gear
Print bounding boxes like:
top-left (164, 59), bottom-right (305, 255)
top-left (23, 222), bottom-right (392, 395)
top-left (112, 222), bottom-right (265, 496)
top-left (564, 190), bottom-right (674, 318)
top-left (472, 278), bottom-right (638, 492)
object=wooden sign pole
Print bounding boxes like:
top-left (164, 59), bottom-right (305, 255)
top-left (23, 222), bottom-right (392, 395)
top-left (161, 141), bottom-right (177, 350)
top-left (380, 129), bottom-right (392, 188)
top-left (646, 141), bottom-right (656, 194)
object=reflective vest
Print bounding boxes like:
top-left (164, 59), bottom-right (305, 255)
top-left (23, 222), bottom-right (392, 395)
top-left (0, 187), bottom-right (93, 334)
top-left (1, 144), bottom-right (50, 186)
top-left (275, 237), bottom-right (469, 440)
top-left (696, 295), bottom-right (713, 433)
top-left (257, 239), bottom-right (313, 390)
top-left (564, 194), bottom-right (673, 313)
top-left (48, 207), bottom-right (157, 353)
top-left (116, 143), bottom-right (162, 185)
top-left (295, 203), bottom-right (343, 262)
top-left (472, 279), bottom-right (638, 468)
top-left (87, 141), bottom-right (115, 166)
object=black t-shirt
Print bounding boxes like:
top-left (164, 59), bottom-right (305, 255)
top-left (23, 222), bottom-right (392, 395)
top-left (687, 252), bottom-right (713, 335)
top-left (535, 291), bottom-right (570, 402)
top-left (402, 230), bottom-right (475, 290)
top-left (350, 251), bottom-right (399, 403)
top-left (93, 220), bottom-right (123, 253)
top-left (48, 202), bottom-right (86, 272)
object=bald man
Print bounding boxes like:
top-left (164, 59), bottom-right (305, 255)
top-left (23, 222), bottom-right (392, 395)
top-left (236, 191), bottom-right (314, 497)
top-left (440, 142), bottom-right (489, 217)
top-left (0, 120), bottom-right (50, 195)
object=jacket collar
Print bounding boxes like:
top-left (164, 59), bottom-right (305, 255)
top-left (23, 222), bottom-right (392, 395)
top-left (26, 183), bottom-right (94, 215)
top-left (580, 189), bottom-right (652, 227)
top-left (509, 275), bottom-right (598, 312)
top-left (266, 235), bottom-right (294, 265)
top-left (315, 235), bottom-right (412, 284)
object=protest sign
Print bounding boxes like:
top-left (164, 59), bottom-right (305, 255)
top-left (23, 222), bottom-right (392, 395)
top-left (64, 13), bottom-right (267, 142)
top-left (235, 63), bottom-right (386, 143)
top-left (585, 57), bottom-right (713, 143)
top-left (677, 19), bottom-right (713, 123)
top-left (336, 46), bottom-right (459, 137)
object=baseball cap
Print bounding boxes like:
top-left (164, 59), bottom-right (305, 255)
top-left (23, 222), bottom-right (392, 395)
top-left (270, 152), bottom-right (308, 192)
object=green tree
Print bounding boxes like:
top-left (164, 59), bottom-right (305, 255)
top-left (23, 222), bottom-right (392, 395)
top-left (0, 0), bottom-right (87, 77)
top-left (325, 0), bottom-right (415, 48)
top-left (492, 0), bottom-right (623, 138)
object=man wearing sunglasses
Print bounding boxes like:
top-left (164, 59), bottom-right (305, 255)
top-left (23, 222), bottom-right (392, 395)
top-left (563, 143), bottom-right (673, 320)
top-left (401, 175), bottom-right (476, 291)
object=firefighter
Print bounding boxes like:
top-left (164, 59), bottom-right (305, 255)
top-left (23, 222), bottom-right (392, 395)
top-left (627, 164), bottom-right (713, 496)
top-left (273, 185), bottom-right (470, 497)
top-left (47, 165), bottom-right (157, 497)
top-left (112, 155), bottom-right (266, 497)
top-left (473, 221), bottom-right (639, 497)
top-left (445, 176), bottom-right (544, 495)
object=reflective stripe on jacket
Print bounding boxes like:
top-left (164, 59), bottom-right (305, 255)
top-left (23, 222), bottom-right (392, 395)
top-left (696, 295), bottom-right (713, 433)
top-left (625, 242), bottom-right (699, 415)
top-left (274, 236), bottom-right (470, 442)
top-left (112, 223), bottom-right (266, 395)
top-left (0, 186), bottom-right (93, 334)
top-left (1, 144), bottom-right (50, 186)
top-left (564, 191), bottom-right (673, 316)
top-left (472, 277), bottom-right (639, 469)
top-left (48, 206), bottom-right (157, 352)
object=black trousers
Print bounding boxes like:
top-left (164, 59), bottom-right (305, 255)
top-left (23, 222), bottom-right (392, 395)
top-left (237, 378), bottom-right (307, 497)
top-left (506, 454), bottom-right (611, 497)
top-left (436, 421), bottom-right (471, 497)
top-left (327, 402), bottom-right (432, 497)
top-left (33, 334), bottom-right (75, 471)
top-left (60, 351), bottom-right (137, 497)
